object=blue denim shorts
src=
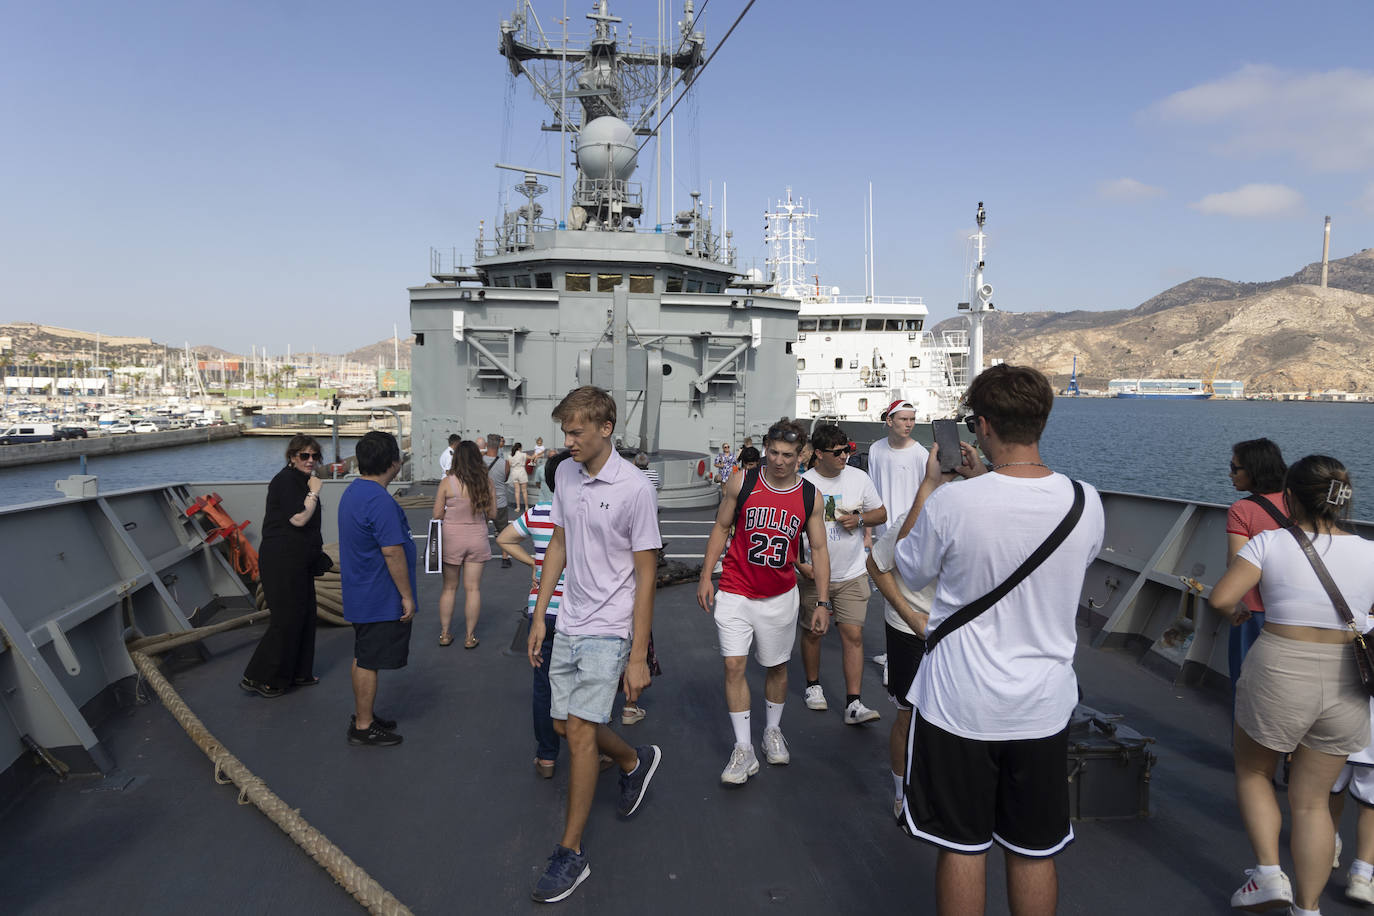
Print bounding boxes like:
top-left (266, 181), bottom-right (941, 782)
top-left (548, 631), bottom-right (631, 725)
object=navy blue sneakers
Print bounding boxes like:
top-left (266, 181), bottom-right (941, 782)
top-left (531, 845), bottom-right (590, 903)
top-left (616, 744), bottom-right (662, 817)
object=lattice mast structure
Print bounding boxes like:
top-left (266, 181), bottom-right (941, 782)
top-left (763, 189), bottom-right (819, 301)
top-left (498, 0), bottom-right (705, 231)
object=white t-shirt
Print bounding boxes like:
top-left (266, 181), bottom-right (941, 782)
top-left (894, 472), bottom-right (1104, 741)
top-left (1239, 529), bottom-right (1374, 631)
top-left (801, 465), bottom-right (883, 581)
top-left (439, 446), bottom-right (454, 475)
top-left (870, 511), bottom-right (935, 635)
top-left (867, 436), bottom-right (929, 537)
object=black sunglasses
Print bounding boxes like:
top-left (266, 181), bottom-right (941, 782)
top-left (766, 425), bottom-right (801, 443)
top-left (820, 446), bottom-right (852, 457)
top-left (1229, 462), bottom-right (1243, 474)
top-left (297, 451), bottom-right (322, 461)
top-left (964, 416), bottom-right (978, 434)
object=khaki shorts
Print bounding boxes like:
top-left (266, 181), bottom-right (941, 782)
top-left (1236, 629), bottom-right (1371, 756)
top-left (799, 574), bottom-right (871, 628)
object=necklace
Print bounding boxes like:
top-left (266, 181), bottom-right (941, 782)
top-left (989, 461), bottom-right (1049, 472)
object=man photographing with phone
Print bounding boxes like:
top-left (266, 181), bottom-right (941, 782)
top-left (893, 364), bottom-right (1104, 916)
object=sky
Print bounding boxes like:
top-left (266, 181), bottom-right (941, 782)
top-left (3, 0), bottom-right (1372, 356)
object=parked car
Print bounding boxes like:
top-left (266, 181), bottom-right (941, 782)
top-left (107, 423), bottom-right (134, 434)
top-left (58, 426), bottom-right (88, 439)
top-left (132, 421), bottom-right (159, 433)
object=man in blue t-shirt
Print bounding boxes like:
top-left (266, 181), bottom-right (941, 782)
top-left (338, 431), bottom-right (416, 748)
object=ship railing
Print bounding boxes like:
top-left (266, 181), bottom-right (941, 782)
top-left (814, 295), bottom-right (926, 307)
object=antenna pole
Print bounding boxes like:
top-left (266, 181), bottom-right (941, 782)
top-left (1321, 215), bottom-right (1332, 289)
top-left (868, 181), bottom-right (875, 300)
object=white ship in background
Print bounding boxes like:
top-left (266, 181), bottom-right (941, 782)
top-left (768, 189), bottom-right (972, 425)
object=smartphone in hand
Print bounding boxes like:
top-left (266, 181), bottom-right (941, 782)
top-left (932, 419), bottom-right (962, 474)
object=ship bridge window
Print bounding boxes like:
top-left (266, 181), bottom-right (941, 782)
top-left (841, 318), bottom-right (862, 331)
top-left (704, 281), bottom-right (722, 293)
top-left (865, 318), bottom-right (886, 331)
top-left (885, 319), bottom-right (903, 331)
top-left (834, 357), bottom-right (843, 369)
top-left (858, 398), bottom-right (868, 411)
top-left (493, 275), bottom-right (512, 288)
top-left (684, 278), bottom-right (701, 293)
top-left (566, 273), bottom-right (591, 292)
top-left (597, 273), bottom-right (623, 291)
top-left (818, 318), bottom-right (840, 331)
top-left (629, 274), bottom-right (654, 293)
top-left (796, 358), bottom-right (806, 370)
top-left (799, 318), bottom-right (818, 332)
top-left (514, 274), bottom-right (532, 288)
top-left (665, 276), bottom-right (684, 292)
top-left (904, 319), bottom-right (923, 331)
top-left (535, 272), bottom-right (553, 289)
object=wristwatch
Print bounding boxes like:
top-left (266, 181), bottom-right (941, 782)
top-left (815, 600), bottom-right (831, 609)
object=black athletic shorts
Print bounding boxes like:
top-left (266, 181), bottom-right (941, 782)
top-left (884, 623), bottom-right (926, 710)
top-left (902, 709), bottom-right (1073, 857)
top-left (353, 619), bottom-right (413, 670)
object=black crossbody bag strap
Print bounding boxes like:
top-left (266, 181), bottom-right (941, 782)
top-left (1245, 493), bottom-right (1293, 529)
top-left (925, 480), bottom-right (1086, 652)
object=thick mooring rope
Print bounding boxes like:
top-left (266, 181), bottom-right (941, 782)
top-left (129, 628), bottom-right (413, 916)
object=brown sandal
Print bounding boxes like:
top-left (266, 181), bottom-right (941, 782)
top-left (438, 633), bottom-right (454, 647)
top-left (464, 635), bottom-right (479, 649)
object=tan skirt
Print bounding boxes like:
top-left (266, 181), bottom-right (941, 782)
top-left (1236, 629), bottom-right (1371, 756)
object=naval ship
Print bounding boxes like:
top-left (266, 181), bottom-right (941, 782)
top-left (5, 3), bottom-right (1374, 914)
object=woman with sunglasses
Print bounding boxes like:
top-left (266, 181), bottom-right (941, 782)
top-left (241, 435), bottom-right (328, 698)
top-left (1224, 438), bottom-right (1290, 698)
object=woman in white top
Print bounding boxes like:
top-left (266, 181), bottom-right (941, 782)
top-left (1211, 455), bottom-right (1374, 914)
top-left (508, 442), bottom-right (530, 515)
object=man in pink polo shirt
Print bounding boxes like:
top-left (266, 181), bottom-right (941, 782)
top-left (526, 386), bottom-right (662, 904)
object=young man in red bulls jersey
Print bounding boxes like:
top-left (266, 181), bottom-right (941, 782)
top-left (698, 419), bottom-right (830, 786)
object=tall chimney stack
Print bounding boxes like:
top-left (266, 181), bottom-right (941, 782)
top-left (1320, 216), bottom-right (1332, 288)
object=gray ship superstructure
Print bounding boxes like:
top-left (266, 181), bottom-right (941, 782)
top-left (409, 1), bottom-right (797, 507)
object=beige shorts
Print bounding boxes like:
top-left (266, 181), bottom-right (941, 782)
top-left (799, 574), bottom-right (871, 629)
top-left (1236, 629), bottom-right (1371, 756)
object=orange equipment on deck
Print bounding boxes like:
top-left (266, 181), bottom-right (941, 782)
top-left (186, 493), bottom-right (260, 581)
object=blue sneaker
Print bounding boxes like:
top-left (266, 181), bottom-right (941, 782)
top-left (531, 845), bottom-right (590, 903)
top-left (616, 744), bottom-right (662, 817)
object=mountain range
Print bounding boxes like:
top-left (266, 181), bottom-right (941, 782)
top-left (931, 248), bottom-right (1374, 392)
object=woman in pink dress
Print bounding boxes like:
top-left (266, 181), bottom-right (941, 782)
top-left (431, 440), bottom-right (496, 648)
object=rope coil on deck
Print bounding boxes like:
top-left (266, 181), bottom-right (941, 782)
top-left (128, 624), bottom-right (413, 916)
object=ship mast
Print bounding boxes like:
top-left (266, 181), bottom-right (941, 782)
top-left (962, 201), bottom-right (994, 380)
top-left (763, 189), bottom-right (818, 301)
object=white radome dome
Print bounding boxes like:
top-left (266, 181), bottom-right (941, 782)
top-left (576, 117), bottom-right (638, 181)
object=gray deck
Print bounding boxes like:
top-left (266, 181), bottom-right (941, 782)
top-left (1, 502), bottom-right (1365, 915)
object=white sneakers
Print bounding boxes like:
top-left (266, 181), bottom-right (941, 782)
top-left (762, 727), bottom-right (790, 765)
top-left (720, 743), bottom-right (760, 785)
top-left (844, 699), bottom-right (881, 725)
top-left (804, 685), bottom-right (828, 710)
top-left (1230, 867), bottom-right (1292, 912)
top-left (1350, 869), bottom-right (1374, 904)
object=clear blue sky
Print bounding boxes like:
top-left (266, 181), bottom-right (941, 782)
top-left (3, 0), bottom-right (1371, 355)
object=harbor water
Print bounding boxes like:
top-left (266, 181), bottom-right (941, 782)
top-left (0, 399), bottom-right (1369, 518)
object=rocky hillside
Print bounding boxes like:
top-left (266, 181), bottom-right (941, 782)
top-left (932, 248), bottom-right (1374, 392)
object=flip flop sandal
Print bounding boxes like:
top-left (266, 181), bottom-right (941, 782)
top-left (438, 633), bottom-right (454, 646)
top-left (464, 635), bottom-right (479, 649)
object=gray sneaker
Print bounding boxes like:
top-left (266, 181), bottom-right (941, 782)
top-left (720, 744), bottom-right (760, 785)
top-left (762, 726), bottom-right (790, 765)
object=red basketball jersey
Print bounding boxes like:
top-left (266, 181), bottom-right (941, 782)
top-left (718, 474), bottom-right (808, 600)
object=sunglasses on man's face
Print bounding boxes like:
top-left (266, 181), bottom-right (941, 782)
top-left (297, 452), bottom-right (322, 461)
top-left (1229, 462), bottom-right (1243, 474)
top-left (820, 446), bottom-right (852, 457)
top-left (964, 416), bottom-right (978, 434)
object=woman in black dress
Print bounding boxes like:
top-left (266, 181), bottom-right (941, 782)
top-left (241, 435), bottom-right (326, 698)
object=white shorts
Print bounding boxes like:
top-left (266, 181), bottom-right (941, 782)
top-left (1333, 764), bottom-right (1374, 807)
top-left (714, 586), bottom-right (799, 667)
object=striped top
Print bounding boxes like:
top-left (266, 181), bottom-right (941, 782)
top-left (511, 501), bottom-right (565, 616)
